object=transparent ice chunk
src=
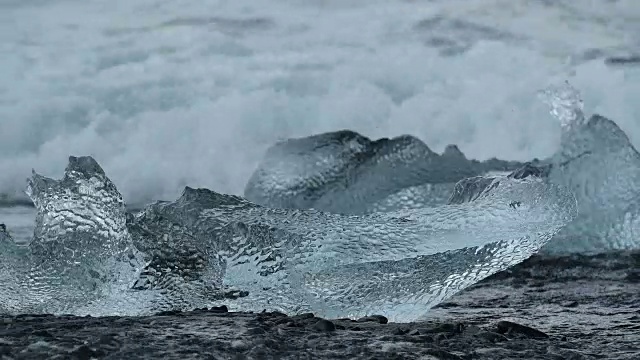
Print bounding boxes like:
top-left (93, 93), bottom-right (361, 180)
top-left (243, 130), bottom-right (372, 211)
top-left (0, 156), bottom-right (145, 315)
top-left (540, 82), bottom-right (640, 253)
top-left (128, 188), bottom-right (247, 311)
top-left (135, 169), bottom-right (576, 320)
top-left (545, 115), bottom-right (640, 252)
top-left (2, 157), bottom-right (576, 320)
top-left (245, 131), bottom-right (524, 214)
top-left (538, 80), bottom-right (587, 132)
top-left (364, 183), bottom-right (457, 213)
top-left (448, 163), bottom-right (551, 205)
top-left (0, 225), bottom-right (27, 313)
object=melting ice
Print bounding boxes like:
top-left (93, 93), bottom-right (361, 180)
top-left (542, 83), bottom-right (640, 253)
top-left (244, 131), bottom-right (524, 214)
top-left (246, 83), bottom-right (640, 255)
top-left (0, 156), bottom-right (575, 321)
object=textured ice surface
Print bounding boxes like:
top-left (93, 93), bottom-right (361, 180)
top-left (538, 81), bottom-right (587, 132)
top-left (127, 188), bottom-right (252, 311)
top-left (245, 83), bottom-right (640, 255)
top-left (365, 183), bottom-right (457, 213)
top-left (0, 157), bottom-right (145, 315)
top-left (134, 166), bottom-right (576, 320)
top-left (1, 157), bottom-right (576, 320)
top-left (448, 163), bottom-right (551, 205)
top-left (0, 224), bottom-right (23, 313)
top-left (245, 131), bottom-right (523, 214)
top-left (540, 83), bottom-right (640, 253)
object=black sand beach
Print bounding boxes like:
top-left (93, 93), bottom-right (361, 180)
top-left (2, 251), bottom-right (638, 360)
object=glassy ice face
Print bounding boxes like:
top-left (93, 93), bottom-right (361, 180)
top-left (245, 131), bottom-right (524, 214)
top-left (244, 83), bottom-right (640, 255)
top-left (1, 155), bottom-right (576, 321)
top-left (1, 156), bottom-right (145, 315)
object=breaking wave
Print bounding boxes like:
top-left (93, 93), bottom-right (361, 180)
top-left (1, 0), bottom-right (640, 206)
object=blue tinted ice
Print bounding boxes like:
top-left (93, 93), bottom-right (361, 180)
top-left (0, 156), bottom-right (145, 315)
top-left (1, 156), bottom-right (575, 320)
top-left (244, 132), bottom-right (523, 214)
top-left (365, 183), bottom-right (457, 213)
top-left (540, 82), bottom-right (640, 253)
top-left (245, 82), bottom-right (640, 255)
top-left (134, 170), bottom-right (576, 321)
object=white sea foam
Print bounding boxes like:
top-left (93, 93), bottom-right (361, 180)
top-left (1, 0), bottom-right (639, 206)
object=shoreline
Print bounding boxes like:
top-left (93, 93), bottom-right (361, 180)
top-left (1, 251), bottom-right (638, 359)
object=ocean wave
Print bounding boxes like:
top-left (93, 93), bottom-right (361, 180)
top-left (1, 0), bottom-right (640, 206)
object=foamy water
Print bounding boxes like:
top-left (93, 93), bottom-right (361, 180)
top-left (1, 0), bottom-right (639, 206)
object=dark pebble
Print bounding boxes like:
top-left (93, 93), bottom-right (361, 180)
top-left (496, 320), bottom-right (549, 339)
top-left (275, 317), bottom-right (294, 325)
top-left (223, 290), bottom-right (249, 299)
top-left (246, 327), bottom-right (267, 335)
top-left (209, 305), bottom-right (228, 313)
top-left (246, 347), bottom-right (268, 359)
top-left (434, 302), bottom-right (460, 309)
top-left (293, 313), bottom-right (315, 320)
top-left (31, 330), bottom-right (54, 338)
top-left (337, 318), bottom-right (356, 322)
top-left (92, 334), bottom-right (121, 350)
top-left (425, 348), bottom-right (463, 360)
top-left (434, 333), bottom-right (449, 343)
top-left (16, 314), bottom-right (54, 320)
top-left (312, 319), bottom-right (336, 332)
top-left (156, 310), bottom-right (183, 316)
top-left (268, 311), bottom-right (288, 317)
top-left (625, 270), bottom-right (640, 282)
top-left (69, 344), bottom-right (104, 360)
top-left (423, 323), bottom-right (464, 334)
top-left (357, 315), bottom-right (388, 324)
top-left (416, 335), bottom-right (435, 343)
top-left (393, 328), bottom-right (409, 335)
top-left (477, 331), bottom-right (508, 343)
top-left (0, 345), bottom-right (11, 356)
